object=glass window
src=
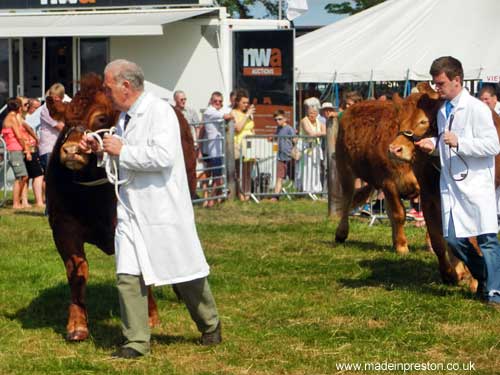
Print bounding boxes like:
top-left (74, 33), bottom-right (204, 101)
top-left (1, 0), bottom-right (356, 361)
top-left (80, 38), bottom-right (108, 78)
top-left (0, 39), bottom-right (8, 107)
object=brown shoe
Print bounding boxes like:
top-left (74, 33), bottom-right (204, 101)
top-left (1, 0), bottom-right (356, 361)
top-left (200, 322), bottom-right (222, 346)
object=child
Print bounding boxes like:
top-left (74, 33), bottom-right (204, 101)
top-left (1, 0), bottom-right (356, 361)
top-left (271, 110), bottom-right (296, 201)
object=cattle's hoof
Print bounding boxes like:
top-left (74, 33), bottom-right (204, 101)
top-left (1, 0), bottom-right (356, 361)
top-left (395, 246), bottom-right (409, 255)
top-left (148, 315), bottom-right (160, 328)
top-left (66, 330), bottom-right (89, 342)
top-left (334, 235), bottom-right (346, 243)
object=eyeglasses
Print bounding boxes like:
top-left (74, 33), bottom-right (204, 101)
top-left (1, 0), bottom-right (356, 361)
top-left (213, 99), bottom-right (223, 104)
top-left (274, 117), bottom-right (285, 121)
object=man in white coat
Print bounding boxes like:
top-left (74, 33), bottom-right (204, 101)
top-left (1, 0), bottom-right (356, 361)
top-left (80, 59), bottom-right (221, 358)
top-left (416, 56), bottom-right (500, 307)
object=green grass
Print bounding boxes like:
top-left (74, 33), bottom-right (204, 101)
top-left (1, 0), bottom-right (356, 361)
top-left (0, 200), bottom-right (499, 374)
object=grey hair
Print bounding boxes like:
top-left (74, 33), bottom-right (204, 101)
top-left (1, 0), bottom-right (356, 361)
top-left (173, 90), bottom-right (185, 99)
top-left (105, 59), bottom-right (144, 91)
top-left (304, 97), bottom-right (321, 112)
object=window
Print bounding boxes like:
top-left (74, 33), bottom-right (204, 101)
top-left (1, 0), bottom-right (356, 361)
top-left (0, 39), bottom-right (8, 107)
top-left (80, 38), bottom-right (108, 78)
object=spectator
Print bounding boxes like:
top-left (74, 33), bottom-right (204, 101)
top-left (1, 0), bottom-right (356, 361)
top-left (271, 110), bottom-right (296, 201)
top-left (297, 107), bottom-right (325, 193)
top-left (479, 85), bottom-right (500, 115)
top-left (1, 98), bottom-right (29, 209)
top-left (18, 97), bottom-right (44, 208)
top-left (231, 89), bottom-right (255, 201)
top-left (201, 91), bottom-right (233, 207)
top-left (39, 83), bottom-right (65, 172)
top-left (174, 90), bottom-right (200, 147)
top-left (25, 98), bottom-right (42, 133)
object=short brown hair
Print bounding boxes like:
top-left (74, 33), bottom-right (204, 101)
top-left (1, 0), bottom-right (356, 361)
top-left (430, 56), bottom-right (463, 84)
top-left (479, 85), bottom-right (497, 98)
top-left (273, 109), bottom-right (285, 118)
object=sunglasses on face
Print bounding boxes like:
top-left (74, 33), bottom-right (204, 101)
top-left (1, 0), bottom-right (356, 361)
top-left (213, 99), bottom-right (223, 104)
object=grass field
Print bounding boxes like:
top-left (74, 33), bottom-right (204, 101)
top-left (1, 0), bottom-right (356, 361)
top-left (0, 200), bottom-right (499, 375)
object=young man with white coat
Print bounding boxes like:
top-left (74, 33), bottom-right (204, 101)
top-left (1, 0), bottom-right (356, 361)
top-left (80, 59), bottom-right (221, 359)
top-left (416, 56), bottom-right (500, 307)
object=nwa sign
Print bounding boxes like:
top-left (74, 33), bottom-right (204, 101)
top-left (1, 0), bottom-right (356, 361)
top-left (0, 0), bottom-right (198, 9)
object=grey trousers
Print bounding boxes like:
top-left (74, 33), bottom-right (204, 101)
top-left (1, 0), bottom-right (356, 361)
top-left (117, 274), bottom-right (220, 354)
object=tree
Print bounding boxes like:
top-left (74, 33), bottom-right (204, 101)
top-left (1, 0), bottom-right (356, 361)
top-left (217, 0), bottom-right (279, 19)
top-left (325, 0), bottom-right (386, 15)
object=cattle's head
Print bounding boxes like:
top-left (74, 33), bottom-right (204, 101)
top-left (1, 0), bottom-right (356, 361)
top-left (47, 74), bottom-right (118, 171)
top-left (388, 82), bottom-right (442, 162)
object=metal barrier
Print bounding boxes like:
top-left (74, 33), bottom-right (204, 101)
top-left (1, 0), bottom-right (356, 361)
top-left (0, 136), bottom-right (9, 207)
top-left (189, 120), bottom-right (229, 205)
top-left (237, 134), bottom-right (327, 202)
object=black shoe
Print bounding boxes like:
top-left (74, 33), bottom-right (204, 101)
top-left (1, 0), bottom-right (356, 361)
top-left (200, 322), bottom-right (222, 346)
top-left (111, 347), bottom-right (144, 359)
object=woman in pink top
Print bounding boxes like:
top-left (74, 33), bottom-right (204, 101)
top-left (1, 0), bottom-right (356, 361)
top-left (1, 97), bottom-right (30, 209)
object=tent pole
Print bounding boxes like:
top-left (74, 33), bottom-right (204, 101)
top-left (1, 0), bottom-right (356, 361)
top-left (367, 70), bottom-right (374, 99)
top-left (298, 83), bottom-right (303, 127)
top-left (403, 69), bottom-right (410, 97)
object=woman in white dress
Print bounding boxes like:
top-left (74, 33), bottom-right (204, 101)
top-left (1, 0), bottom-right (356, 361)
top-left (296, 107), bottom-right (326, 193)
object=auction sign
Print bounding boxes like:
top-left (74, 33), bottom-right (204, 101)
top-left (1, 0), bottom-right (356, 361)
top-left (233, 29), bottom-right (294, 135)
top-left (0, 0), bottom-right (198, 9)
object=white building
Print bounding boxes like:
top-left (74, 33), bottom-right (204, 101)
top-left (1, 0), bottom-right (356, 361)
top-left (0, 0), bottom-right (289, 114)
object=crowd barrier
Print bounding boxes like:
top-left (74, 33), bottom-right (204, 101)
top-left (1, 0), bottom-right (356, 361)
top-left (237, 134), bottom-right (328, 202)
top-left (189, 120), bottom-right (229, 205)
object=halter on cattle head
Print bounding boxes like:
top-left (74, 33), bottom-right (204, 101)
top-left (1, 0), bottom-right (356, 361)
top-left (388, 83), bottom-right (442, 163)
top-left (47, 74), bottom-right (119, 171)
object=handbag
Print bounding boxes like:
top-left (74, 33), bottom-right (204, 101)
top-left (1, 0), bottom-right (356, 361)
top-left (290, 145), bottom-right (302, 161)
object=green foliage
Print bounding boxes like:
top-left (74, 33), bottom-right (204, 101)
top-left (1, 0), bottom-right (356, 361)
top-left (218, 0), bottom-right (279, 18)
top-left (0, 201), bottom-right (499, 374)
top-left (325, 0), bottom-right (386, 15)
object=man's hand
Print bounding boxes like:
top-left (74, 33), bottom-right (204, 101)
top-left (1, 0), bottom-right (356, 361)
top-left (103, 135), bottom-right (123, 156)
top-left (443, 130), bottom-right (458, 148)
top-left (79, 135), bottom-right (100, 154)
top-left (415, 137), bottom-right (436, 154)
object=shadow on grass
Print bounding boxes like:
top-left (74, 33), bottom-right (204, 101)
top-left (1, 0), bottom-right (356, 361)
top-left (13, 210), bottom-right (46, 217)
top-left (6, 282), bottom-right (195, 349)
top-left (322, 239), bottom-right (391, 253)
top-left (339, 258), bottom-right (467, 297)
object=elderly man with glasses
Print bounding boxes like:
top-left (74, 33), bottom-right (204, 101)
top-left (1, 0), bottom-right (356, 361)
top-left (201, 91), bottom-right (233, 207)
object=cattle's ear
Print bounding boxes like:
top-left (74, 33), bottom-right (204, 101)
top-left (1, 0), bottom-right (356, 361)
top-left (416, 82), bottom-right (439, 99)
top-left (46, 96), bottom-right (67, 122)
top-left (392, 92), bottom-right (403, 105)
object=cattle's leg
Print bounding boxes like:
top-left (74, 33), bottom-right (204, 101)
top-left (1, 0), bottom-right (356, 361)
top-left (147, 287), bottom-right (160, 328)
top-left (52, 227), bottom-right (90, 341)
top-left (381, 181), bottom-right (409, 255)
top-left (335, 158), bottom-right (355, 243)
top-left (63, 254), bottom-right (89, 341)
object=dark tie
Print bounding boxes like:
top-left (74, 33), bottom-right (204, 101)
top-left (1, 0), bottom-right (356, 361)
top-left (124, 114), bottom-right (131, 131)
top-left (445, 101), bottom-right (453, 119)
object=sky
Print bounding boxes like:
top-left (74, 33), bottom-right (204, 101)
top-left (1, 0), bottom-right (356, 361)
top-left (250, 0), bottom-right (347, 27)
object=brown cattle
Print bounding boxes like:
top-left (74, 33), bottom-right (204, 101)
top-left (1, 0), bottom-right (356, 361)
top-left (46, 74), bottom-right (197, 341)
top-left (334, 88), bottom-right (461, 284)
top-left (388, 83), bottom-right (500, 285)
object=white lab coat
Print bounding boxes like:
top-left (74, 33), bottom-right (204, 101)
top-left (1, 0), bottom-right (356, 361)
top-left (436, 89), bottom-right (500, 237)
top-left (113, 92), bottom-right (209, 286)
